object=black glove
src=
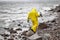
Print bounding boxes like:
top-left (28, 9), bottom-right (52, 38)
top-left (27, 20), bottom-right (29, 23)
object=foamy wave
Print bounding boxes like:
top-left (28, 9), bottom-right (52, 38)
top-left (0, 7), bottom-right (23, 13)
top-left (0, 7), bottom-right (51, 14)
top-left (1, 10), bottom-right (22, 13)
top-left (53, 4), bottom-right (59, 8)
top-left (42, 7), bottom-right (51, 11)
top-left (0, 8), bottom-right (30, 14)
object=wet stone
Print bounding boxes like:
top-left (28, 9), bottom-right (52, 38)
top-left (50, 14), bottom-right (52, 15)
top-left (49, 9), bottom-right (54, 11)
top-left (51, 20), bottom-right (56, 23)
top-left (4, 37), bottom-right (7, 39)
top-left (9, 28), bottom-right (17, 34)
top-left (4, 28), bottom-right (9, 30)
top-left (21, 31), bottom-right (28, 36)
top-left (12, 20), bottom-right (15, 22)
top-left (0, 34), bottom-right (9, 37)
top-left (22, 37), bottom-right (27, 40)
top-left (8, 38), bottom-right (14, 40)
top-left (38, 23), bottom-right (48, 29)
top-left (17, 24), bottom-right (21, 26)
top-left (18, 35), bottom-right (21, 38)
top-left (12, 35), bottom-right (15, 37)
top-left (16, 28), bottom-right (22, 31)
top-left (57, 10), bottom-right (60, 12)
top-left (35, 37), bottom-right (42, 40)
top-left (15, 37), bottom-right (18, 39)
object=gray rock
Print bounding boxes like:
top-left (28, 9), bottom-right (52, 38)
top-left (8, 38), bottom-right (14, 40)
top-left (16, 28), bottom-right (22, 31)
top-left (11, 28), bottom-right (17, 33)
top-left (50, 5), bottom-right (60, 12)
top-left (0, 33), bottom-right (9, 37)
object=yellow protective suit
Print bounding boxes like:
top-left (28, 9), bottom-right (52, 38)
top-left (27, 8), bottom-right (40, 33)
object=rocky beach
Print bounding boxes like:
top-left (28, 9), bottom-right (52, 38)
top-left (0, 1), bottom-right (60, 40)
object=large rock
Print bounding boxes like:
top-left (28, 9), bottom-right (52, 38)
top-left (50, 5), bottom-right (60, 12)
top-left (28, 33), bottom-right (42, 40)
top-left (38, 23), bottom-right (49, 29)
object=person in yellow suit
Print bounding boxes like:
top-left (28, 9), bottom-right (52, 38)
top-left (27, 8), bottom-right (41, 33)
